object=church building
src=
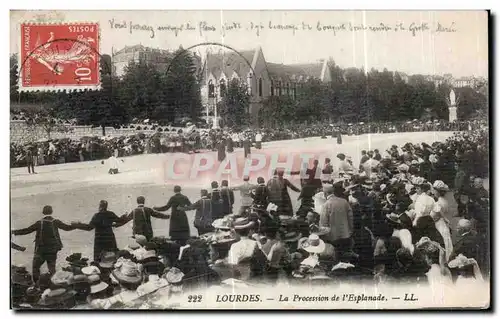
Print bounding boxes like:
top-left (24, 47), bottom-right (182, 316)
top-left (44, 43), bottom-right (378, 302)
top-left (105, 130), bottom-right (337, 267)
top-left (200, 47), bottom-right (331, 123)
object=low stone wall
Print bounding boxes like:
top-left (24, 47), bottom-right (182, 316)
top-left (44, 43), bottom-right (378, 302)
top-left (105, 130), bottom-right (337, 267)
top-left (10, 121), bottom-right (187, 144)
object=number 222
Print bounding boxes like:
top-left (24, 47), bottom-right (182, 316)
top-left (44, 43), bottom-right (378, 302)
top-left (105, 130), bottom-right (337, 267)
top-left (187, 295), bottom-right (203, 303)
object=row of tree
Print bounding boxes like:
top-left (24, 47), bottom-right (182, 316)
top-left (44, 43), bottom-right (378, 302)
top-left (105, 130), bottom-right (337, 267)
top-left (259, 62), bottom-right (488, 127)
top-left (10, 52), bottom-right (488, 130)
top-left (10, 48), bottom-right (203, 130)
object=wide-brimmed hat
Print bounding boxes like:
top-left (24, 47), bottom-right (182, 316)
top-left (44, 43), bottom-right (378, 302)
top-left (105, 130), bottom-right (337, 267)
top-left (212, 218), bottom-right (231, 230)
top-left (448, 254), bottom-right (477, 269)
top-left (117, 250), bottom-right (134, 261)
top-left (208, 231), bottom-right (237, 245)
top-left (38, 288), bottom-right (77, 306)
top-left (99, 251), bottom-right (117, 269)
top-left (281, 231), bottom-right (302, 242)
top-left (50, 270), bottom-right (74, 287)
top-left (88, 274), bottom-right (109, 294)
top-left (385, 193), bottom-right (396, 206)
top-left (164, 267), bottom-right (184, 284)
top-left (112, 261), bottom-right (143, 285)
top-left (212, 235), bottom-right (238, 246)
top-left (81, 265), bottom-right (101, 276)
top-left (298, 234), bottom-right (326, 254)
top-left (432, 180), bottom-right (449, 191)
top-left (232, 217), bottom-right (255, 230)
top-left (138, 249), bottom-right (157, 261)
top-left (410, 176), bottom-right (426, 186)
top-left (331, 262), bottom-right (355, 272)
top-left (70, 274), bottom-right (89, 285)
top-left (133, 234), bottom-right (148, 246)
top-left (397, 164), bottom-right (409, 173)
top-left (385, 213), bottom-right (402, 225)
top-left (309, 225), bottom-right (329, 236)
top-left (266, 202), bottom-right (278, 212)
top-left (25, 286), bottom-right (41, 299)
top-left (415, 237), bottom-right (442, 255)
top-left (125, 242), bottom-right (141, 252)
top-left (11, 266), bottom-right (32, 286)
top-left (65, 253), bottom-right (89, 268)
top-left (362, 179), bottom-right (374, 189)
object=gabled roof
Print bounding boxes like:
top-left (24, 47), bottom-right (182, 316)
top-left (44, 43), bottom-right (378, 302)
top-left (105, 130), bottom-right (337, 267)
top-left (202, 49), bottom-right (256, 84)
top-left (114, 44), bottom-right (172, 56)
top-left (267, 61), bottom-right (325, 82)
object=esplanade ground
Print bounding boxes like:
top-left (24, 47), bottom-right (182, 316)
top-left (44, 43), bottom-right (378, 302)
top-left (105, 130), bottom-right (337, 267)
top-left (11, 131), bottom-right (457, 273)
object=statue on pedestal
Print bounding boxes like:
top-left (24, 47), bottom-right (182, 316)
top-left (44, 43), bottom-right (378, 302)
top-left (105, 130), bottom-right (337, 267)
top-left (448, 89), bottom-right (459, 123)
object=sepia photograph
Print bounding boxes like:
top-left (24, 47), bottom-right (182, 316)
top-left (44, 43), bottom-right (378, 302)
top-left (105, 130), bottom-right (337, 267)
top-left (9, 9), bottom-right (490, 310)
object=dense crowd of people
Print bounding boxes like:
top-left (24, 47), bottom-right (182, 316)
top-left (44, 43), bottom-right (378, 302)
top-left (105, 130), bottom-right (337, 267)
top-left (10, 119), bottom-right (486, 170)
top-left (11, 128), bottom-right (489, 309)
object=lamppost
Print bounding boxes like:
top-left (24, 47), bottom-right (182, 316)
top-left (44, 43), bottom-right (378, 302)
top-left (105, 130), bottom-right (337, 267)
top-left (213, 84), bottom-right (219, 129)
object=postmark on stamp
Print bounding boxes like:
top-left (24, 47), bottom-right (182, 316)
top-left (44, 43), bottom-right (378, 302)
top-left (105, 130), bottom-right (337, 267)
top-left (19, 23), bottom-right (100, 91)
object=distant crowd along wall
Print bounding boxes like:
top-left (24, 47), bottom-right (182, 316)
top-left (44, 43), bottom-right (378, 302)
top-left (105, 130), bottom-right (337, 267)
top-left (10, 120), bottom-right (187, 144)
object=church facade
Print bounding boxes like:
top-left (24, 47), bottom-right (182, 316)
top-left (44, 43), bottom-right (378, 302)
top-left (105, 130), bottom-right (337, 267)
top-left (200, 47), bottom-right (331, 124)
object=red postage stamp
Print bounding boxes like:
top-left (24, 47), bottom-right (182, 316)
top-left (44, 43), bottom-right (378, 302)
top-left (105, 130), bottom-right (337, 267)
top-left (19, 23), bottom-right (100, 91)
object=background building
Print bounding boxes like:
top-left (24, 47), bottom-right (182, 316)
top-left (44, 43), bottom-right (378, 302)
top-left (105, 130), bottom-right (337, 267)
top-left (112, 45), bottom-right (173, 77)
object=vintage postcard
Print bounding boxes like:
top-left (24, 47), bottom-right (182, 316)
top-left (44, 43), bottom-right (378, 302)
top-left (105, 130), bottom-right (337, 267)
top-left (10, 10), bottom-right (490, 310)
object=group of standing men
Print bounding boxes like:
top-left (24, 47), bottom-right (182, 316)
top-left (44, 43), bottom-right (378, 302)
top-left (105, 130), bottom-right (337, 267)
top-left (216, 131), bottom-right (263, 162)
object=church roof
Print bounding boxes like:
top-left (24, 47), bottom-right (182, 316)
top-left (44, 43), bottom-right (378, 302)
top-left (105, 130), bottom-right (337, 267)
top-left (267, 61), bottom-right (325, 82)
top-left (202, 49), bottom-right (256, 84)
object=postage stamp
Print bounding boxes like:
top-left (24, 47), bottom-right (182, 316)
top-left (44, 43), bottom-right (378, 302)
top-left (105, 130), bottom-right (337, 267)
top-left (10, 10), bottom-right (490, 311)
top-left (19, 23), bottom-right (100, 91)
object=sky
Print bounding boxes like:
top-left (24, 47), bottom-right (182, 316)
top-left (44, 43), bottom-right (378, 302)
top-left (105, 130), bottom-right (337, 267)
top-left (10, 10), bottom-right (488, 78)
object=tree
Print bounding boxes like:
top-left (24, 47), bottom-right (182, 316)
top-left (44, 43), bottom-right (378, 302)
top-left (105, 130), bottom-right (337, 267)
top-left (260, 95), bottom-right (296, 128)
top-left (163, 48), bottom-right (203, 122)
top-left (218, 79), bottom-right (250, 128)
top-left (118, 59), bottom-right (163, 121)
top-left (455, 86), bottom-right (487, 120)
top-left (51, 54), bottom-right (128, 135)
top-left (10, 54), bottom-right (19, 102)
top-left (23, 105), bottom-right (63, 140)
top-left (295, 78), bottom-right (327, 123)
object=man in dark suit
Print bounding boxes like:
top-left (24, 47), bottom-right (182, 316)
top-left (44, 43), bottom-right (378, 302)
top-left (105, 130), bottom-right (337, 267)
top-left (217, 141), bottom-right (226, 162)
top-left (449, 219), bottom-right (481, 267)
top-left (26, 145), bottom-right (36, 174)
top-left (181, 189), bottom-right (214, 235)
top-left (322, 158), bottom-right (334, 182)
top-left (119, 196), bottom-right (171, 241)
top-left (206, 182), bottom-right (222, 221)
top-left (154, 186), bottom-right (192, 245)
top-left (220, 180), bottom-right (235, 216)
top-left (243, 138), bottom-right (251, 158)
top-left (11, 205), bottom-right (76, 283)
top-left (251, 177), bottom-right (269, 208)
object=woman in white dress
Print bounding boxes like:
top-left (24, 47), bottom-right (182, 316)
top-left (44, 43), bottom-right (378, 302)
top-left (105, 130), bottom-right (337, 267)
top-left (431, 181), bottom-right (453, 261)
top-left (313, 186), bottom-right (329, 215)
top-left (416, 237), bottom-right (453, 288)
